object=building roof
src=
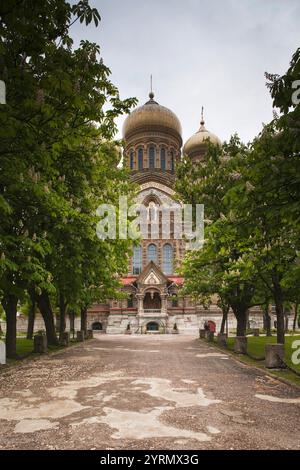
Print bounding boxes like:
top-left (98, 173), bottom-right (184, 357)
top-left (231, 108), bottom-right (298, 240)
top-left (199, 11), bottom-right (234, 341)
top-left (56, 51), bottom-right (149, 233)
top-left (121, 274), bottom-right (184, 286)
top-left (122, 93), bottom-right (182, 140)
top-left (121, 276), bottom-right (137, 285)
top-left (168, 276), bottom-right (184, 285)
top-left (183, 115), bottom-right (221, 157)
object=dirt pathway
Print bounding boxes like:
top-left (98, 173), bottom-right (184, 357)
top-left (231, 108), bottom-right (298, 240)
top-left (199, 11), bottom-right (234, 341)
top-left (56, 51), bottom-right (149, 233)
top-left (0, 334), bottom-right (299, 450)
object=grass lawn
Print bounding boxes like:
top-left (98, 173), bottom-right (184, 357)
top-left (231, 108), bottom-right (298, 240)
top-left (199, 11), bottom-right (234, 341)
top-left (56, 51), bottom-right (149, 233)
top-left (5, 337), bottom-right (74, 362)
top-left (224, 334), bottom-right (300, 376)
top-left (16, 338), bottom-right (34, 357)
top-left (213, 334), bottom-right (300, 387)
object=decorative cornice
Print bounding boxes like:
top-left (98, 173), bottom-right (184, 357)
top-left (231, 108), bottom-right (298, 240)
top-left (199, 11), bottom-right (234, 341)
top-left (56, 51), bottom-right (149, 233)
top-left (125, 125), bottom-right (182, 147)
top-left (139, 181), bottom-right (175, 196)
top-left (131, 169), bottom-right (175, 188)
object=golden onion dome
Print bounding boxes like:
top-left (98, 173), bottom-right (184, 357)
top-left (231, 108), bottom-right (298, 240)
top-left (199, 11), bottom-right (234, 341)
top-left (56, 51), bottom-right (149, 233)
top-left (122, 92), bottom-right (182, 140)
top-left (183, 113), bottom-right (221, 157)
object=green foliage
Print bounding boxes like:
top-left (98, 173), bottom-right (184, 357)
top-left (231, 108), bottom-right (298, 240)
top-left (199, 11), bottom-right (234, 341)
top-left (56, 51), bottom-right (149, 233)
top-left (176, 47), bottom-right (300, 341)
top-left (225, 335), bottom-right (300, 374)
top-left (177, 138), bottom-right (265, 334)
top-left (0, 1), bottom-right (137, 351)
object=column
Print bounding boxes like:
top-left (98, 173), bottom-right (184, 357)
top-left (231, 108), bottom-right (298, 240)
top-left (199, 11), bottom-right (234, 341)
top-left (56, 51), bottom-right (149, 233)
top-left (136, 294), bottom-right (144, 316)
top-left (161, 294), bottom-right (168, 315)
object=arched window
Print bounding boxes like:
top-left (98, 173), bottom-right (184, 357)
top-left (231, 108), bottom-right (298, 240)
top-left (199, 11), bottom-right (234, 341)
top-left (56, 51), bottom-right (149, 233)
top-left (163, 243), bottom-right (173, 274)
top-left (133, 246), bottom-right (142, 274)
top-left (160, 148), bottom-right (166, 170)
top-left (170, 151), bottom-right (174, 173)
top-left (138, 149), bottom-right (143, 170)
top-left (172, 294), bottom-right (178, 307)
top-left (147, 243), bottom-right (157, 263)
top-left (147, 321), bottom-right (159, 331)
top-left (130, 151), bottom-right (134, 170)
top-left (147, 201), bottom-right (158, 222)
top-left (149, 147), bottom-right (155, 169)
top-left (127, 294), bottom-right (134, 308)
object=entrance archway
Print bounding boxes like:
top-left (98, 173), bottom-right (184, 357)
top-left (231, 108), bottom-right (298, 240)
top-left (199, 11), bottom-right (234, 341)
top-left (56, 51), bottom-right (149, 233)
top-left (207, 320), bottom-right (216, 333)
top-left (147, 321), bottom-right (159, 331)
top-left (92, 322), bottom-right (102, 330)
top-left (143, 292), bottom-right (161, 310)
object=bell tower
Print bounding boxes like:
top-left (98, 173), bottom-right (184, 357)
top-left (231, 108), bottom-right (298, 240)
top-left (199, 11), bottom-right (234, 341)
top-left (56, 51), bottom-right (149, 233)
top-left (122, 91), bottom-right (182, 188)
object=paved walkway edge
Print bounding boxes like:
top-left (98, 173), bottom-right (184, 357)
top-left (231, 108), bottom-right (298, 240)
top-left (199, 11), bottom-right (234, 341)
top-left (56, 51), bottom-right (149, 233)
top-left (200, 338), bottom-right (300, 391)
top-left (0, 338), bottom-right (95, 373)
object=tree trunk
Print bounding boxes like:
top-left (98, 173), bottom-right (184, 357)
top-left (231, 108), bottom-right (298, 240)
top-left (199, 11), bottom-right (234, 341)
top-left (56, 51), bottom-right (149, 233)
top-left (232, 305), bottom-right (248, 337)
top-left (293, 303), bottom-right (298, 331)
top-left (26, 289), bottom-right (36, 340)
top-left (69, 311), bottom-right (75, 338)
top-left (2, 294), bottom-right (18, 359)
top-left (36, 290), bottom-right (58, 346)
top-left (275, 304), bottom-right (285, 344)
top-left (246, 309), bottom-right (250, 330)
top-left (273, 285), bottom-right (285, 344)
top-left (263, 305), bottom-right (272, 337)
top-left (284, 310), bottom-right (289, 333)
top-left (220, 306), bottom-right (229, 334)
top-left (55, 312), bottom-right (60, 333)
top-left (236, 314), bottom-right (247, 337)
top-left (80, 306), bottom-right (87, 334)
top-left (59, 293), bottom-right (67, 340)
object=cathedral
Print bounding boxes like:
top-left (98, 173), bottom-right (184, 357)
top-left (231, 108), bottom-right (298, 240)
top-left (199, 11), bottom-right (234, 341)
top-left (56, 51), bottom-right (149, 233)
top-left (87, 91), bottom-right (263, 334)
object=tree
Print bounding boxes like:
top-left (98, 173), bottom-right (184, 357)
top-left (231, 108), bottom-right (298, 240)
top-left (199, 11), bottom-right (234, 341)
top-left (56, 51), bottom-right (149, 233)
top-left (0, 1), bottom-right (137, 355)
top-left (26, 288), bottom-right (36, 340)
top-left (262, 48), bottom-right (300, 339)
top-left (177, 48), bottom-right (300, 345)
top-left (226, 122), bottom-right (299, 344)
top-left (177, 138), bottom-right (266, 337)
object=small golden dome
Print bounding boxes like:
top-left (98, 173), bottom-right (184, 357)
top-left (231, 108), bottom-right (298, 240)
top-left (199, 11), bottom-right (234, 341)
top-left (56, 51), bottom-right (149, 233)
top-left (123, 93), bottom-right (182, 139)
top-left (183, 114), bottom-right (221, 157)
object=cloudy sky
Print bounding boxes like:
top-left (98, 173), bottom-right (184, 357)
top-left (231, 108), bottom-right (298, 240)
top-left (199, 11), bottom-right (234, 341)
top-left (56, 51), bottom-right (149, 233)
top-left (71, 0), bottom-right (300, 144)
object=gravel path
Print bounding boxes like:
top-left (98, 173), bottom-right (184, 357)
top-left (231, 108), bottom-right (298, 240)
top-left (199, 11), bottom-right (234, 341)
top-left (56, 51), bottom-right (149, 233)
top-left (0, 334), bottom-right (299, 450)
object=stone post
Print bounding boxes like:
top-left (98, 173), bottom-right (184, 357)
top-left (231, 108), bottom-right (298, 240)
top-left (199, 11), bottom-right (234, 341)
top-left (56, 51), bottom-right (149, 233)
top-left (253, 328), bottom-right (260, 337)
top-left (217, 333), bottom-right (227, 347)
top-left (86, 329), bottom-right (93, 339)
top-left (77, 330), bottom-right (85, 342)
top-left (199, 329), bottom-right (206, 339)
top-left (0, 340), bottom-right (6, 365)
top-left (34, 334), bottom-right (47, 353)
top-left (60, 331), bottom-right (70, 346)
top-left (265, 344), bottom-right (285, 368)
top-left (234, 336), bottom-right (247, 354)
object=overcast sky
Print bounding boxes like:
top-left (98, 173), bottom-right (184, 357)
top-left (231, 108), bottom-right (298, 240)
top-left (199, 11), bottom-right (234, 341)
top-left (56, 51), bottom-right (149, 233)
top-left (71, 0), bottom-right (300, 144)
